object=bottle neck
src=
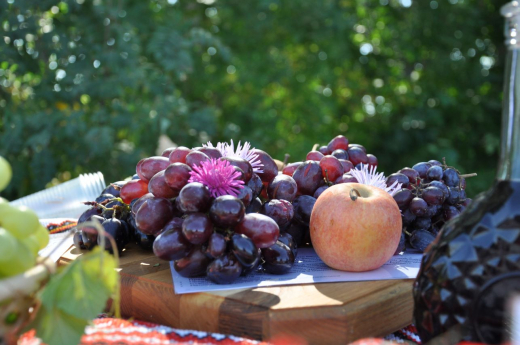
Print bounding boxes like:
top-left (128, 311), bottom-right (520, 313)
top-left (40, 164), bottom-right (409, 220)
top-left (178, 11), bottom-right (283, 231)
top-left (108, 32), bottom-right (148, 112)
top-left (498, 48), bottom-right (520, 181)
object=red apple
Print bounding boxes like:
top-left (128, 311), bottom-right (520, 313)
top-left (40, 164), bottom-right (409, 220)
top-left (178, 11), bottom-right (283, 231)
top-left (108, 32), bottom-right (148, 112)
top-left (309, 183), bottom-right (402, 272)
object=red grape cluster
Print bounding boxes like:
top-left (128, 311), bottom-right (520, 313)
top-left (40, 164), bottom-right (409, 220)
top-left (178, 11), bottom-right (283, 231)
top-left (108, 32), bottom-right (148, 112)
top-left (280, 135), bottom-right (379, 246)
top-left (389, 160), bottom-right (472, 253)
top-left (78, 144), bottom-right (301, 285)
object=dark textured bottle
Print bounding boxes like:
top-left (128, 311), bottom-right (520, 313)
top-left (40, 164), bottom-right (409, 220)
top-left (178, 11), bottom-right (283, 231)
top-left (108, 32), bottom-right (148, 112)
top-left (413, 3), bottom-right (520, 344)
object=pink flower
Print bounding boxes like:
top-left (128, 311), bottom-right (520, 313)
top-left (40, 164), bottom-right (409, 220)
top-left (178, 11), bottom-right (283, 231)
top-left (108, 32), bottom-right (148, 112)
top-left (188, 158), bottom-right (245, 197)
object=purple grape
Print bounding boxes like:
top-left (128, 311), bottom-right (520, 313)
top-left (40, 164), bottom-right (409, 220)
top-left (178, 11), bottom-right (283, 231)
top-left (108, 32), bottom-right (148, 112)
top-left (399, 168), bottom-right (420, 185)
top-left (231, 234), bottom-right (261, 268)
top-left (206, 253), bottom-right (243, 284)
top-left (394, 233), bottom-right (406, 255)
top-left (402, 208), bottom-right (416, 226)
top-left (426, 165), bottom-right (443, 181)
top-left (176, 182), bottom-right (211, 213)
top-left (331, 149), bottom-right (348, 160)
top-left (443, 205), bottom-right (460, 221)
top-left (386, 173), bottom-right (409, 189)
top-left (313, 185), bottom-right (329, 199)
top-left (221, 156), bottom-right (253, 184)
top-left (204, 232), bottom-right (227, 259)
top-left (446, 187), bottom-right (461, 205)
top-left (236, 185), bottom-right (253, 207)
top-left (135, 196), bottom-right (175, 235)
top-left (98, 218), bottom-right (127, 254)
top-left (409, 197), bottom-right (428, 217)
top-left (267, 174), bottom-right (298, 202)
top-left (246, 197), bottom-right (263, 214)
top-left (292, 161), bottom-right (323, 196)
top-left (277, 232), bottom-right (297, 257)
top-left (393, 189), bottom-right (414, 210)
top-left (197, 147), bottom-right (222, 159)
top-left (409, 230), bottom-right (436, 252)
top-left (422, 186), bottom-right (445, 205)
top-left (260, 199), bottom-right (294, 228)
top-left (412, 162), bottom-right (432, 179)
top-left (247, 173), bottom-right (263, 198)
top-left (153, 220), bottom-right (192, 260)
top-left (443, 168), bottom-right (460, 187)
top-left (235, 213), bottom-right (280, 248)
top-left (261, 241), bottom-right (295, 274)
top-left (285, 221), bottom-right (307, 246)
top-left (334, 173), bottom-right (358, 184)
top-left (174, 247), bottom-right (212, 277)
top-left (78, 207), bottom-right (103, 224)
top-left (182, 213), bottom-right (213, 245)
top-left (209, 195), bottom-right (245, 228)
top-left (292, 195), bottom-right (316, 226)
top-left (73, 231), bottom-right (86, 250)
top-left (413, 217), bottom-right (432, 231)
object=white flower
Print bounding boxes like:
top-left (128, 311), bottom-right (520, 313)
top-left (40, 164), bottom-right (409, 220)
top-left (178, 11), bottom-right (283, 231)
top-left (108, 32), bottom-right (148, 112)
top-left (203, 139), bottom-right (264, 173)
top-left (350, 163), bottom-right (402, 196)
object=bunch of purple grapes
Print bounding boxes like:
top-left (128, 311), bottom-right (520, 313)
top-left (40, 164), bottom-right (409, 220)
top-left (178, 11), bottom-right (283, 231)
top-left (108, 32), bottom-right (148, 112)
top-left (279, 135), bottom-right (378, 246)
top-left (73, 180), bottom-right (157, 254)
top-left (389, 160), bottom-right (473, 253)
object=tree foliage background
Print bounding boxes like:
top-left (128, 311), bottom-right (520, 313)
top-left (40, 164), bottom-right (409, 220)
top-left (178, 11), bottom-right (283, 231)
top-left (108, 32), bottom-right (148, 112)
top-left (0, 0), bottom-right (506, 200)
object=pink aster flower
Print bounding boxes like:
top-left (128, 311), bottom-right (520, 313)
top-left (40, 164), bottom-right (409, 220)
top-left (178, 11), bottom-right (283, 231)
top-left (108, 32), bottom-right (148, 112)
top-left (188, 158), bottom-right (245, 197)
top-left (203, 139), bottom-right (264, 173)
top-left (350, 163), bottom-right (402, 196)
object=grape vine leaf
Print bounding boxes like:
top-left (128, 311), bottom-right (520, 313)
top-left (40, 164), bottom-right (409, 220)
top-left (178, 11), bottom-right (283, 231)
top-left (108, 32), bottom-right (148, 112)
top-left (29, 247), bottom-right (118, 345)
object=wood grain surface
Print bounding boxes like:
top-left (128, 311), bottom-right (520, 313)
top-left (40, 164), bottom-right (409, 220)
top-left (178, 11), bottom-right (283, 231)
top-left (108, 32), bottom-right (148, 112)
top-left (60, 243), bottom-right (415, 345)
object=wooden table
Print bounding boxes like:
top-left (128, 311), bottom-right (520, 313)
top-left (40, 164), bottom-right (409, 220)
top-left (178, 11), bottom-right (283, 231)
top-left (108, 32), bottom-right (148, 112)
top-left (60, 243), bottom-right (415, 345)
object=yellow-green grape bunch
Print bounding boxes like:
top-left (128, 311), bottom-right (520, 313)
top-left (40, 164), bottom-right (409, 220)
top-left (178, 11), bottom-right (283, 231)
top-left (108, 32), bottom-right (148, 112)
top-left (0, 156), bottom-right (49, 279)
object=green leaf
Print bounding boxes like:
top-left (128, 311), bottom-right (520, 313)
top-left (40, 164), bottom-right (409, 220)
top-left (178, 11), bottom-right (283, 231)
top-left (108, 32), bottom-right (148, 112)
top-left (30, 247), bottom-right (118, 345)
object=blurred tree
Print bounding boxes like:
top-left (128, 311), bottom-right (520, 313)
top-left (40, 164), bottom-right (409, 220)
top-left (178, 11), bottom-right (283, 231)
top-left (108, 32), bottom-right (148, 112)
top-left (0, 0), bottom-right (506, 200)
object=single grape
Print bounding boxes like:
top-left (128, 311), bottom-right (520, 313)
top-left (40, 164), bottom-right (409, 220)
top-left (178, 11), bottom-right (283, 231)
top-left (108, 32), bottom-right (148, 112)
top-left (101, 181), bottom-right (126, 198)
top-left (425, 204), bottom-right (442, 218)
top-left (80, 215), bottom-right (104, 250)
top-left (292, 161), bottom-right (322, 196)
top-left (182, 213), bottom-right (213, 245)
top-left (413, 217), bottom-right (432, 230)
top-left (306, 151), bottom-right (325, 161)
top-left (235, 185), bottom-right (253, 207)
top-left (428, 160), bottom-right (442, 166)
top-left (386, 173), bottom-right (409, 189)
top-left (164, 163), bottom-right (192, 192)
top-left (161, 147), bottom-right (176, 158)
top-left (443, 205), bottom-right (460, 221)
top-left (319, 155), bottom-right (344, 183)
top-left (98, 218), bottom-right (126, 254)
top-left (282, 162), bottom-right (302, 177)
top-left (101, 199), bottom-right (126, 219)
top-left (134, 229), bottom-right (155, 250)
top-left (0, 227), bottom-right (18, 262)
top-left (426, 165), bottom-right (443, 181)
top-left (231, 233), bottom-right (261, 268)
top-left (148, 170), bottom-right (178, 199)
top-left (331, 149), bottom-right (349, 160)
top-left (393, 189), bottom-right (414, 210)
top-left (334, 173), bottom-right (358, 184)
top-left (204, 232), bottom-right (227, 259)
top-left (235, 213), bottom-right (280, 248)
top-left (95, 193), bottom-right (115, 204)
top-left (0, 205), bottom-right (40, 238)
top-left (348, 143), bottom-right (366, 153)
top-left (318, 146), bottom-right (330, 155)
top-left (247, 173), bottom-right (263, 198)
top-left (394, 233), bottom-right (406, 255)
top-left (277, 231), bottom-right (297, 258)
top-left (246, 197), bottom-right (263, 214)
top-left (422, 186), bottom-right (445, 205)
top-left (0, 239), bottom-right (35, 278)
top-left (409, 230), bottom-right (436, 252)
top-left (186, 151), bottom-right (210, 168)
top-left (367, 154), bottom-right (378, 167)
top-left (261, 241), bottom-right (295, 274)
top-left (443, 168), bottom-right (460, 187)
top-left (346, 147), bottom-right (368, 166)
top-left (261, 199), bottom-right (294, 228)
top-left (267, 174), bottom-right (297, 202)
top-left (285, 221), bottom-right (308, 246)
top-left (338, 159), bottom-right (354, 173)
top-left (446, 186), bottom-right (461, 205)
top-left (409, 197), bottom-right (428, 217)
top-left (174, 247), bottom-right (212, 278)
top-left (428, 180), bottom-right (449, 199)
top-left (313, 185), bottom-right (329, 199)
top-left (78, 207), bottom-right (103, 224)
top-left (136, 156), bottom-right (170, 181)
top-left (327, 135), bottom-right (349, 152)
top-left (232, 166), bottom-right (246, 183)
top-left (292, 195), bottom-right (316, 226)
top-left (209, 195), bottom-right (246, 228)
top-left (73, 230), bottom-right (86, 250)
top-left (131, 193), bottom-right (154, 215)
top-left (197, 147), bottom-right (222, 159)
top-left (251, 149), bottom-right (279, 184)
top-left (0, 156), bottom-right (12, 192)
top-left (206, 253), bottom-right (243, 284)
top-left (402, 208), bottom-right (416, 226)
top-left (168, 146), bottom-right (192, 164)
top-left (222, 157), bottom-right (253, 184)
top-left (135, 196), bottom-right (174, 235)
top-left (176, 182), bottom-right (211, 213)
top-left (154, 222), bottom-right (192, 260)
top-left (412, 162), bottom-right (432, 179)
top-left (399, 168), bottom-right (420, 185)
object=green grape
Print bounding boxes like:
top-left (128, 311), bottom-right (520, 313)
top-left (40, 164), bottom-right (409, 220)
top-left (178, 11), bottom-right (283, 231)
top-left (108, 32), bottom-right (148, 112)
top-left (34, 224), bottom-right (50, 250)
top-left (22, 235), bottom-right (40, 256)
top-left (0, 239), bottom-right (36, 278)
top-left (0, 156), bottom-right (12, 192)
top-left (0, 227), bottom-right (17, 262)
top-left (0, 204), bottom-right (40, 238)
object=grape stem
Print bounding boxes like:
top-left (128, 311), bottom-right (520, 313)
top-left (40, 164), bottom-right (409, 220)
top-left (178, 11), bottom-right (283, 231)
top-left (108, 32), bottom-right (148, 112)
top-left (311, 143), bottom-right (319, 151)
top-left (350, 188), bottom-right (361, 201)
top-left (282, 153), bottom-right (290, 168)
top-left (460, 173), bottom-right (477, 178)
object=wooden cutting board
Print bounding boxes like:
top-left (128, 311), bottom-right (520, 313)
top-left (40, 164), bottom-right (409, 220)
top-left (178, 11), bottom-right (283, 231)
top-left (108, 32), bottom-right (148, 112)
top-left (59, 243), bottom-right (415, 345)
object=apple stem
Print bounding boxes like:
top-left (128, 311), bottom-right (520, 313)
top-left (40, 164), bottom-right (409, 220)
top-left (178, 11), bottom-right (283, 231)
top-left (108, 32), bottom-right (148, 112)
top-left (349, 188), bottom-right (361, 201)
